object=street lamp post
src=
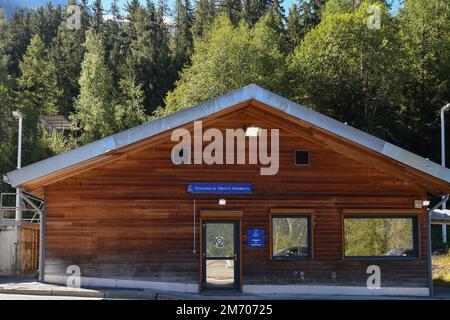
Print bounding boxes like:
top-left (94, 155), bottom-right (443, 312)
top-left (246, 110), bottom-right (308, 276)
top-left (12, 110), bottom-right (23, 274)
top-left (440, 104), bottom-right (450, 243)
top-left (12, 110), bottom-right (22, 223)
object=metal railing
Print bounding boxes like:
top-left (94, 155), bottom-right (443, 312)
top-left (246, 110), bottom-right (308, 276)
top-left (0, 193), bottom-right (43, 225)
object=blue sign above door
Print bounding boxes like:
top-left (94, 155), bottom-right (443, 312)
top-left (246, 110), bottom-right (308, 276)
top-left (247, 228), bottom-right (265, 248)
top-left (187, 183), bottom-right (253, 195)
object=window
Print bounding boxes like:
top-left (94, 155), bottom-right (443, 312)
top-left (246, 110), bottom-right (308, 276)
top-left (294, 150), bottom-right (310, 165)
top-left (344, 216), bottom-right (418, 258)
top-left (271, 215), bottom-right (311, 259)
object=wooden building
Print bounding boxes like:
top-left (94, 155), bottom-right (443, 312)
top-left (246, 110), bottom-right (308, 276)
top-left (4, 85), bottom-right (450, 296)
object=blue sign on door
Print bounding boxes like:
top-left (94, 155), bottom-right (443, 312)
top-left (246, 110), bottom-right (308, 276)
top-left (247, 228), bottom-right (265, 248)
top-left (187, 183), bottom-right (252, 194)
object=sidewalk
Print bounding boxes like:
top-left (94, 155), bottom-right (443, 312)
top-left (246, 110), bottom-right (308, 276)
top-left (0, 276), bottom-right (159, 299)
top-left (1, 276), bottom-right (450, 300)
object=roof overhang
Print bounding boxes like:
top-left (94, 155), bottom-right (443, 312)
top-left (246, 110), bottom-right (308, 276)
top-left (5, 84), bottom-right (450, 194)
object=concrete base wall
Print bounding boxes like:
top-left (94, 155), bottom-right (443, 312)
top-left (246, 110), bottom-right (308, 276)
top-left (243, 284), bottom-right (430, 297)
top-left (44, 273), bottom-right (430, 296)
top-left (0, 227), bottom-right (17, 275)
top-left (44, 274), bottom-right (198, 293)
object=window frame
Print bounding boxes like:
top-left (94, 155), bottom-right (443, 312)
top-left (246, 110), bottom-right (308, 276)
top-left (342, 214), bottom-right (420, 260)
top-left (270, 213), bottom-right (312, 261)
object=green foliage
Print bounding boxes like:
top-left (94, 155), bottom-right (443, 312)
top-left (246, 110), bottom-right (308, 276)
top-left (114, 75), bottom-right (148, 131)
top-left (242, 0), bottom-right (271, 27)
top-left (162, 13), bottom-right (287, 115)
top-left (344, 218), bottom-right (414, 256)
top-left (289, 1), bottom-right (404, 139)
top-left (192, 0), bottom-right (216, 38)
top-left (41, 130), bottom-right (75, 155)
top-left (218, 0), bottom-right (243, 25)
top-left (272, 217), bottom-right (308, 254)
top-left (71, 29), bottom-right (114, 144)
top-left (286, 0), bottom-right (327, 50)
top-left (171, 0), bottom-right (194, 70)
top-left (122, 0), bottom-right (174, 114)
top-left (19, 34), bottom-right (60, 118)
top-left (396, 0), bottom-right (450, 160)
top-left (0, 55), bottom-right (17, 193)
top-left (48, 7), bottom-right (86, 116)
top-left (0, 0), bottom-right (449, 206)
top-left (29, 2), bottom-right (63, 47)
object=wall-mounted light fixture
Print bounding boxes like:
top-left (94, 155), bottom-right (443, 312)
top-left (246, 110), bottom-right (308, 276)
top-left (245, 127), bottom-right (261, 137)
top-left (414, 200), bottom-right (423, 209)
top-left (422, 200), bottom-right (430, 207)
top-left (219, 199), bottom-right (226, 205)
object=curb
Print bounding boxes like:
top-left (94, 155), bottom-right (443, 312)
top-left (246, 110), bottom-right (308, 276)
top-left (0, 287), bottom-right (159, 299)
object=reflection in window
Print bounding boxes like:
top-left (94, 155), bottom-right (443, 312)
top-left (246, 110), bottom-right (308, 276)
top-left (272, 216), bottom-right (310, 259)
top-left (206, 223), bottom-right (234, 258)
top-left (344, 216), bottom-right (418, 257)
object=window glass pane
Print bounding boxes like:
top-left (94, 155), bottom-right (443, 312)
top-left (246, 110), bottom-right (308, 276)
top-left (344, 217), bottom-right (415, 257)
top-left (206, 223), bottom-right (234, 257)
top-left (272, 216), bottom-right (309, 258)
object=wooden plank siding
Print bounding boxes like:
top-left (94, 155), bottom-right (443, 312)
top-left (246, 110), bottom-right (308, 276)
top-left (43, 106), bottom-right (429, 288)
top-left (21, 222), bottom-right (40, 274)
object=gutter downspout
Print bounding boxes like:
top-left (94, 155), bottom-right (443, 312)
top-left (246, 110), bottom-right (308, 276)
top-left (427, 194), bottom-right (449, 297)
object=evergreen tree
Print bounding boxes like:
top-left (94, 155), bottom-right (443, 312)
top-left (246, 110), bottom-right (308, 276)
top-left (0, 52), bottom-right (17, 192)
top-left (218, 0), bottom-right (242, 25)
top-left (71, 29), bottom-right (114, 144)
top-left (91, 0), bottom-right (104, 34)
top-left (161, 13), bottom-right (286, 115)
top-left (122, 0), bottom-right (173, 114)
top-left (286, 4), bottom-right (302, 50)
top-left (172, 0), bottom-right (194, 70)
top-left (49, 0), bottom-right (87, 116)
top-left (268, 0), bottom-right (285, 31)
top-left (19, 35), bottom-right (59, 117)
top-left (114, 74), bottom-right (148, 131)
top-left (18, 35), bottom-right (61, 164)
top-left (29, 2), bottom-right (63, 47)
top-left (192, 0), bottom-right (216, 38)
top-left (242, 0), bottom-right (271, 26)
top-left (288, 0), bottom-right (326, 41)
top-left (3, 9), bottom-right (32, 76)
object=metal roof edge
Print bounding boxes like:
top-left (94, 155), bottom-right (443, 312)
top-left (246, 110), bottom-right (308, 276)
top-left (4, 85), bottom-right (257, 188)
top-left (5, 83), bottom-right (450, 188)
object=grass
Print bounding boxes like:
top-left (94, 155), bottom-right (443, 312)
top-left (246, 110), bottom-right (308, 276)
top-left (433, 254), bottom-right (450, 287)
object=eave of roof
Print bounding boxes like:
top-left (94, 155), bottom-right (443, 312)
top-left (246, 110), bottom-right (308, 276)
top-left (4, 84), bottom-right (450, 190)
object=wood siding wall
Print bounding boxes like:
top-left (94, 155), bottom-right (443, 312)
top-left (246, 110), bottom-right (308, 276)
top-left (21, 222), bottom-right (39, 274)
top-left (43, 108), bottom-right (429, 288)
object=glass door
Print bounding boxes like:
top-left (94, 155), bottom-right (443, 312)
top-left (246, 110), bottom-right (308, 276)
top-left (202, 220), bottom-right (240, 290)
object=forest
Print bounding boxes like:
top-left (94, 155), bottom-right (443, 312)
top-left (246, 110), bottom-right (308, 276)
top-left (0, 0), bottom-right (449, 193)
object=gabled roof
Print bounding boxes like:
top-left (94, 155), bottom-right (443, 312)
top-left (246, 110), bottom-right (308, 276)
top-left (4, 84), bottom-right (450, 193)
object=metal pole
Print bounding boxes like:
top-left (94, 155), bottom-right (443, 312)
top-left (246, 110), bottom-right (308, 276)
top-left (15, 115), bottom-right (22, 223)
top-left (193, 198), bottom-right (196, 254)
top-left (427, 208), bottom-right (434, 297)
top-left (441, 105), bottom-right (449, 243)
top-left (38, 196), bottom-right (45, 282)
top-left (13, 112), bottom-right (23, 274)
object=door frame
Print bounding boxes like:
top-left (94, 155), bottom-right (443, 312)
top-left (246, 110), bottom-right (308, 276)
top-left (199, 211), bottom-right (243, 292)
